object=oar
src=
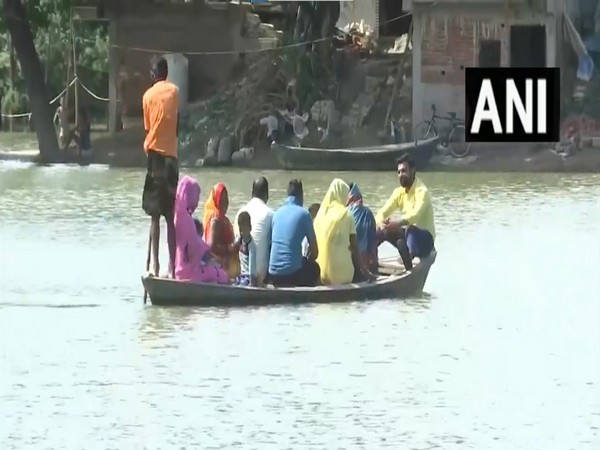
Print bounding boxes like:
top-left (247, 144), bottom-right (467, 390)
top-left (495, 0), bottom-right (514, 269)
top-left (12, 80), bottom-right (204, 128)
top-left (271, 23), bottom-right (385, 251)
top-left (143, 226), bottom-right (152, 304)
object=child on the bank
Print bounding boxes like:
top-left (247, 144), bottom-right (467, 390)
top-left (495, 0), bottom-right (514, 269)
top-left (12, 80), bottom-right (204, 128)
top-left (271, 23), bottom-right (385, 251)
top-left (234, 211), bottom-right (258, 287)
top-left (302, 203), bottom-right (320, 258)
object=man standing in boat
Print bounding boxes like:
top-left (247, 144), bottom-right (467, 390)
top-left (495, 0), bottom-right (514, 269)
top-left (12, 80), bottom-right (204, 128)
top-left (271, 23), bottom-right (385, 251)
top-left (141, 56), bottom-right (180, 277)
top-left (375, 154), bottom-right (436, 271)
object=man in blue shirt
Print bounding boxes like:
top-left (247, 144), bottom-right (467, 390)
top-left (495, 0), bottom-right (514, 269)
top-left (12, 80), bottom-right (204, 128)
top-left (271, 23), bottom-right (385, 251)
top-left (268, 179), bottom-right (320, 287)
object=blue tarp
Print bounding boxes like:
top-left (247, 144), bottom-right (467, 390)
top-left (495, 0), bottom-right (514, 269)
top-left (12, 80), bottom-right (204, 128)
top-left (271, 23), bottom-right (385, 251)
top-left (578, 55), bottom-right (595, 81)
top-left (565, 11), bottom-right (595, 81)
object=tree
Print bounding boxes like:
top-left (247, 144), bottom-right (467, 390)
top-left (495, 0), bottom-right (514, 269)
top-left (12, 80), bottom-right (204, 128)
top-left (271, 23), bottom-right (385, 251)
top-left (280, 1), bottom-right (340, 110)
top-left (2, 0), bottom-right (61, 162)
top-left (291, 1), bottom-right (340, 59)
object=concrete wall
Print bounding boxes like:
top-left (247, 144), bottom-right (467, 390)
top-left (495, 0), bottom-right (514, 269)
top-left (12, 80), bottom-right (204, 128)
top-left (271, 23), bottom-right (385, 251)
top-left (410, 2), bottom-right (559, 128)
top-left (114, 3), bottom-right (259, 116)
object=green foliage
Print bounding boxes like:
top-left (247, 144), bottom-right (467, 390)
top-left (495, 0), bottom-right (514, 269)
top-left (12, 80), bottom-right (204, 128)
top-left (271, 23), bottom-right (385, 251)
top-left (1, 86), bottom-right (27, 113)
top-left (279, 45), bottom-right (334, 111)
top-left (0, 44), bottom-right (10, 92)
top-left (0, 0), bottom-right (108, 116)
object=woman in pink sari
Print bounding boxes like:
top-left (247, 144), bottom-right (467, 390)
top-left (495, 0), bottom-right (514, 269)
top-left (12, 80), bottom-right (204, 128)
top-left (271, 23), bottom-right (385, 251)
top-left (174, 176), bottom-right (229, 284)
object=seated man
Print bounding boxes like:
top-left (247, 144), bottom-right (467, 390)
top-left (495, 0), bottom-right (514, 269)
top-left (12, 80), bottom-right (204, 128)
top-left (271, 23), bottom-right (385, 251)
top-left (375, 154), bottom-right (436, 271)
top-left (267, 179), bottom-right (320, 287)
top-left (234, 177), bottom-right (273, 285)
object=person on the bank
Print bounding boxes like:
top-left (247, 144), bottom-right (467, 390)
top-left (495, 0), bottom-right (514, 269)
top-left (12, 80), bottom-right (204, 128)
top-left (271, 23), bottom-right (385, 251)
top-left (347, 182), bottom-right (378, 281)
top-left (267, 179), bottom-right (320, 287)
top-left (234, 211), bottom-right (258, 287)
top-left (77, 105), bottom-right (92, 160)
top-left (55, 96), bottom-right (71, 150)
top-left (141, 56), bottom-right (180, 277)
top-left (314, 179), bottom-right (376, 285)
top-left (233, 177), bottom-right (273, 285)
top-left (375, 154), bottom-right (436, 271)
top-left (203, 182), bottom-right (240, 279)
top-left (173, 176), bottom-right (228, 284)
top-left (302, 203), bottom-right (320, 258)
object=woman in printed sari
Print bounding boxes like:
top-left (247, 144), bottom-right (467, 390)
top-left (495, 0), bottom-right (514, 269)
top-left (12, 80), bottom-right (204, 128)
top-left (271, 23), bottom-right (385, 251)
top-left (347, 182), bottom-right (378, 281)
top-left (203, 182), bottom-right (240, 279)
top-left (314, 178), bottom-right (376, 285)
top-left (173, 176), bottom-right (229, 284)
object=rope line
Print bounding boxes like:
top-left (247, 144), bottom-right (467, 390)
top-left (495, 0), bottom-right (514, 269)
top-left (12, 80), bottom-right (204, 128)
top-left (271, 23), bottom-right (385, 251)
top-left (1, 112), bottom-right (31, 119)
top-left (0, 6), bottom-right (431, 118)
top-left (1, 79), bottom-right (78, 118)
top-left (110, 10), bottom-right (416, 55)
top-left (0, 78), bottom-right (107, 118)
top-left (77, 78), bottom-right (109, 102)
top-left (111, 35), bottom-right (332, 55)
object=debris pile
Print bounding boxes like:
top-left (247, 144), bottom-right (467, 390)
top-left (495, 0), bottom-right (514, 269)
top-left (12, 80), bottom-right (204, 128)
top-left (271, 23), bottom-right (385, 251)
top-left (339, 21), bottom-right (376, 56)
top-left (180, 51), bottom-right (294, 167)
top-left (179, 25), bottom-right (414, 167)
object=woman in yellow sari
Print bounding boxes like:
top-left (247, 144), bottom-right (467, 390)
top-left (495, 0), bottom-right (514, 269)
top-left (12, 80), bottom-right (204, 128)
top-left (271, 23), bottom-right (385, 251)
top-left (314, 179), bottom-right (376, 285)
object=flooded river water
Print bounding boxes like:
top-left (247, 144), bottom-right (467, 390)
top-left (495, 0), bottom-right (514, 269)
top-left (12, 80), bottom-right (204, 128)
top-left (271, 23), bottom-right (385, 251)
top-left (0, 161), bottom-right (599, 449)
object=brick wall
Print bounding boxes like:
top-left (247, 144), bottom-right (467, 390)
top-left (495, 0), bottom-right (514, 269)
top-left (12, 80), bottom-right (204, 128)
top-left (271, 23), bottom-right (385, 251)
top-left (115, 4), bottom-right (255, 116)
top-left (420, 15), bottom-right (509, 85)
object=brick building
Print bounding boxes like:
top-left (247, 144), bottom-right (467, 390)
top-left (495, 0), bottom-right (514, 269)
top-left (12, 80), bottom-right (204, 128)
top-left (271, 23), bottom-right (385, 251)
top-left (75, 0), bottom-right (260, 135)
top-left (405, 0), bottom-right (568, 128)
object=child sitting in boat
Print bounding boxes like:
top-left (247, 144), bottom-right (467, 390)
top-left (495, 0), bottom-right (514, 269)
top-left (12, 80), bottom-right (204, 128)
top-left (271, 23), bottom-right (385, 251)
top-left (302, 203), bottom-right (320, 258)
top-left (234, 211), bottom-right (258, 287)
top-left (194, 219), bottom-right (215, 265)
top-left (194, 218), bottom-right (203, 237)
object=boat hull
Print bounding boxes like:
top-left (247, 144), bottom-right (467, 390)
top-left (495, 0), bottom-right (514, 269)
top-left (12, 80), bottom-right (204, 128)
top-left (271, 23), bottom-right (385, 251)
top-left (141, 251), bottom-right (436, 307)
top-left (272, 138), bottom-right (438, 171)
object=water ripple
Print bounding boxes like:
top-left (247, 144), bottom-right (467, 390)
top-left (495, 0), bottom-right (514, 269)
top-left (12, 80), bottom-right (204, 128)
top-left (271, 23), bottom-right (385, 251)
top-left (0, 168), bottom-right (598, 449)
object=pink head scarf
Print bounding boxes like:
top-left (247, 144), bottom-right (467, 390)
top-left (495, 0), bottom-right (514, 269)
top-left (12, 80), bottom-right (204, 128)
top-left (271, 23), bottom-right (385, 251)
top-left (175, 175), bottom-right (201, 217)
top-left (174, 176), bottom-right (203, 263)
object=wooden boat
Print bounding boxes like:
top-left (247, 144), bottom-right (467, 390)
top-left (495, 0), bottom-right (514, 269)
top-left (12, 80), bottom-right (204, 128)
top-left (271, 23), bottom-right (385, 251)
top-left (272, 137), bottom-right (438, 171)
top-left (141, 250), bottom-right (436, 307)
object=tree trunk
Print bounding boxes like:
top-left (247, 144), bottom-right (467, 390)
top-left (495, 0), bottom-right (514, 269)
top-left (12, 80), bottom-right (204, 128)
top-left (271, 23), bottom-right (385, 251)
top-left (294, 2), bottom-right (313, 45)
top-left (292, 1), bottom-right (339, 60)
top-left (314, 2), bottom-right (340, 62)
top-left (2, 0), bottom-right (61, 162)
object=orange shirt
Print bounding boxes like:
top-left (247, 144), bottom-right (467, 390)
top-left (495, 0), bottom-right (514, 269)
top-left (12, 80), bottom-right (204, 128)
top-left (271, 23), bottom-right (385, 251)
top-left (142, 80), bottom-right (179, 159)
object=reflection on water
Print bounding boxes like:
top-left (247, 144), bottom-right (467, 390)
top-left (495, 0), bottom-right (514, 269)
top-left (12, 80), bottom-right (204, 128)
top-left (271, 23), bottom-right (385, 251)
top-left (0, 164), bottom-right (599, 449)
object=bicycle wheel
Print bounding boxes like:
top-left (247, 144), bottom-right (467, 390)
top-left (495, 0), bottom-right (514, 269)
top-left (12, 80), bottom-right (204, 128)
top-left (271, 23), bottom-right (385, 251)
top-left (412, 121), bottom-right (438, 142)
top-left (448, 124), bottom-right (471, 158)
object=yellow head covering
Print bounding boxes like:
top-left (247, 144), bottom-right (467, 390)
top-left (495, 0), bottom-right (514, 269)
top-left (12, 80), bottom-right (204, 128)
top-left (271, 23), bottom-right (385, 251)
top-left (314, 179), bottom-right (350, 279)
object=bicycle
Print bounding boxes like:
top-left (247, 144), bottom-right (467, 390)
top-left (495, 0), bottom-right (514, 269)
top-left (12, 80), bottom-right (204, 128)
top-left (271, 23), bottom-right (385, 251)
top-left (412, 104), bottom-right (471, 158)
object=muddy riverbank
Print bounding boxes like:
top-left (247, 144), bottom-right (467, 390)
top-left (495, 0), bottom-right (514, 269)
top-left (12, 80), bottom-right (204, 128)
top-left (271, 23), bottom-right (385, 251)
top-left (2, 131), bottom-right (600, 173)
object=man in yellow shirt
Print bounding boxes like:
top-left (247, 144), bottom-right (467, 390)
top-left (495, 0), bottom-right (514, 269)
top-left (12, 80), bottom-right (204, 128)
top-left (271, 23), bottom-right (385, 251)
top-left (375, 154), bottom-right (436, 270)
top-left (141, 56), bottom-right (180, 277)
